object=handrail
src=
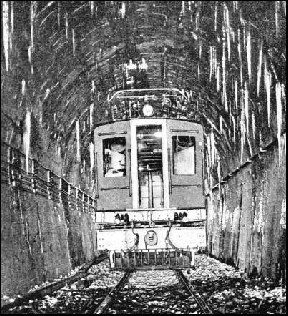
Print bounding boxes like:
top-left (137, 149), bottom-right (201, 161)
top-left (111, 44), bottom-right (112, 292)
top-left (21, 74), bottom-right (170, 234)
top-left (128, 149), bottom-right (132, 197)
top-left (95, 152), bottom-right (99, 198)
top-left (108, 88), bottom-right (188, 103)
top-left (168, 148), bottom-right (172, 195)
top-left (1, 142), bottom-right (97, 212)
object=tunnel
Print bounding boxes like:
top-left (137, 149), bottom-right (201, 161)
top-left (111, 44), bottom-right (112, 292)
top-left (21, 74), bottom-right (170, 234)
top-left (1, 0), bottom-right (286, 307)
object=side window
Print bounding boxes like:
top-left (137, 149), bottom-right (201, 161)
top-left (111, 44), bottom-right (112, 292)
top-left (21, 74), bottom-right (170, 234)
top-left (103, 137), bottom-right (126, 177)
top-left (172, 136), bottom-right (196, 175)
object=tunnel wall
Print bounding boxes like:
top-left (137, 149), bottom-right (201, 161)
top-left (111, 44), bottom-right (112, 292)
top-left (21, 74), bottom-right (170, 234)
top-left (1, 69), bottom-right (99, 299)
top-left (206, 134), bottom-right (286, 281)
top-left (1, 142), bottom-right (98, 299)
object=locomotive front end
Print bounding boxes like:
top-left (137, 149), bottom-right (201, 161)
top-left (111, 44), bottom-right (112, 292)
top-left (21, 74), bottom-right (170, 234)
top-left (97, 208), bottom-right (206, 270)
top-left (93, 89), bottom-right (207, 270)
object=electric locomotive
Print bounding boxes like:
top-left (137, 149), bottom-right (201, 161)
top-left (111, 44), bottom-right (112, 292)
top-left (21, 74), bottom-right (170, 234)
top-left (94, 89), bottom-right (206, 270)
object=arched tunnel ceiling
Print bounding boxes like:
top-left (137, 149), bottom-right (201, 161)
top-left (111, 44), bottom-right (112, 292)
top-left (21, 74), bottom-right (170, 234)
top-left (1, 1), bottom-right (286, 173)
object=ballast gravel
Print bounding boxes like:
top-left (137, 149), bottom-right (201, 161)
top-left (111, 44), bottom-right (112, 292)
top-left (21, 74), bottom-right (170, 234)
top-left (2, 254), bottom-right (286, 314)
top-left (107, 270), bottom-right (198, 314)
top-left (2, 260), bottom-right (125, 314)
top-left (184, 255), bottom-right (286, 314)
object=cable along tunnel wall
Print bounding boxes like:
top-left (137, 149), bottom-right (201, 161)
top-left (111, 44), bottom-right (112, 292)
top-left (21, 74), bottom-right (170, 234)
top-left (1, 142), bottom-right (99, 299)
top-left (206, 133), bottom-right (286, 282)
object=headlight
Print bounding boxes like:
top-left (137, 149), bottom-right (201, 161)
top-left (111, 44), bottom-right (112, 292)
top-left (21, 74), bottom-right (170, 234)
top-left (142, 103), bottom-right (154, 116)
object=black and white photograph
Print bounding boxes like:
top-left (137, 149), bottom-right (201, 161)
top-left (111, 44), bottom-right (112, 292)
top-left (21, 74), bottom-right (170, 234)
top-left (1, 1), bottom-right (286, 314)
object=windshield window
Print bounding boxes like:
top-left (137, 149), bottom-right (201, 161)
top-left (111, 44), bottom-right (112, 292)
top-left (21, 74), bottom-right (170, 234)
top-left (172, 136), bottom-right (196, 175)
top-left (103, 137), bottom-right (126, 177)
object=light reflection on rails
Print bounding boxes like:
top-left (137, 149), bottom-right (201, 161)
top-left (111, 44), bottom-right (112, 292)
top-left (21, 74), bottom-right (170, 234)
top-left (93, 269), bottom-right (215, 314)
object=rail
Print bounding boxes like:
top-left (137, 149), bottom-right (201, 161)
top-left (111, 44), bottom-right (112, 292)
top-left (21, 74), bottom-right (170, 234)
top-left (93, 268), bottom-right (215, 314)
top-left (92, 271), bottom-right (132, 314)
top-left (175, 270), bottom-right (214, 314)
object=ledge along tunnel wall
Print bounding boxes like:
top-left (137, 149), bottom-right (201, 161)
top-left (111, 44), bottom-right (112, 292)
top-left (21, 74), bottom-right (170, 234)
top-left (206, 134), bottom-right (286, 282)
top-left (1, 118), bottom-right (99, 299)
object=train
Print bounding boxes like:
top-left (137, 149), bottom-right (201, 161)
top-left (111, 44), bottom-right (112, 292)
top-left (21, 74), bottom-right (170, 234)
top-left (94, 88), bottom-right (206, 270)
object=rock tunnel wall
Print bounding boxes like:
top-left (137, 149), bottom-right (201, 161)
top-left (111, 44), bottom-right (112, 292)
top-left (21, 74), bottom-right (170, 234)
top-left (1, 129), bottom-right (98, 298)
top-left (1, 65), bottom-right (100, 298)
top-left (206, 134), bottom-right (286, 281)
top-left (1, 156), bottom-right (98, 298)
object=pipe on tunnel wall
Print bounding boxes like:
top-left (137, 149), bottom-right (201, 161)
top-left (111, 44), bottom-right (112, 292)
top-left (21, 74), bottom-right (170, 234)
top-left (206, 133), bottom-right (286, 281)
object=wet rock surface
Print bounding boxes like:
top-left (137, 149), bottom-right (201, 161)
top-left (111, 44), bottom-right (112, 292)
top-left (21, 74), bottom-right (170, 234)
top-left (2, 255), bottom-right (286, 314)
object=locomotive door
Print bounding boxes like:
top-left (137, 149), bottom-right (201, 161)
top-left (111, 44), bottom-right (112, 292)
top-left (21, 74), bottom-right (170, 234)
top-left (131, 119), bottom-right (169, 209)
top-left (94, 121), bottom-right (132, 210)
top-left (167, 120), bottom-right (205, 209)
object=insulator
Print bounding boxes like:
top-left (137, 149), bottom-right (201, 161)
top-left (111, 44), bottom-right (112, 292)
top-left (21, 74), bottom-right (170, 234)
top-left (115, 213), bottom-right (120, 224)
top-left (31, 178), bottom-right (37, 193)
top-left (11, 171), bottom-right (17, 188)
top-left (47, 170), bottom-right (52, 199)
top-left (58, 178), bottom-right (62, 201)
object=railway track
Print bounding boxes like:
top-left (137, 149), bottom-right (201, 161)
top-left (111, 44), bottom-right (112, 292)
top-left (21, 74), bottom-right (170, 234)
top-left (2, 263), bottom-right (213, 314)
top-left (92, 271), bottom-right (132, 314)
top-left (2, 254), bottom-right (285, 314)
top-left (1, 253), bottom-right (109, 314)
top-left (92, 269), bottom-right (213, 314)
top-left (175, 270), bottom-right (213, 314)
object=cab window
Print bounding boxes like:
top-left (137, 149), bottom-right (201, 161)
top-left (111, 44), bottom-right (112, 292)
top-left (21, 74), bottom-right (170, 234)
top-left (103, 137), bottom-right (126, 177)
top-left (172, 136), bottom-right (196, 175)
